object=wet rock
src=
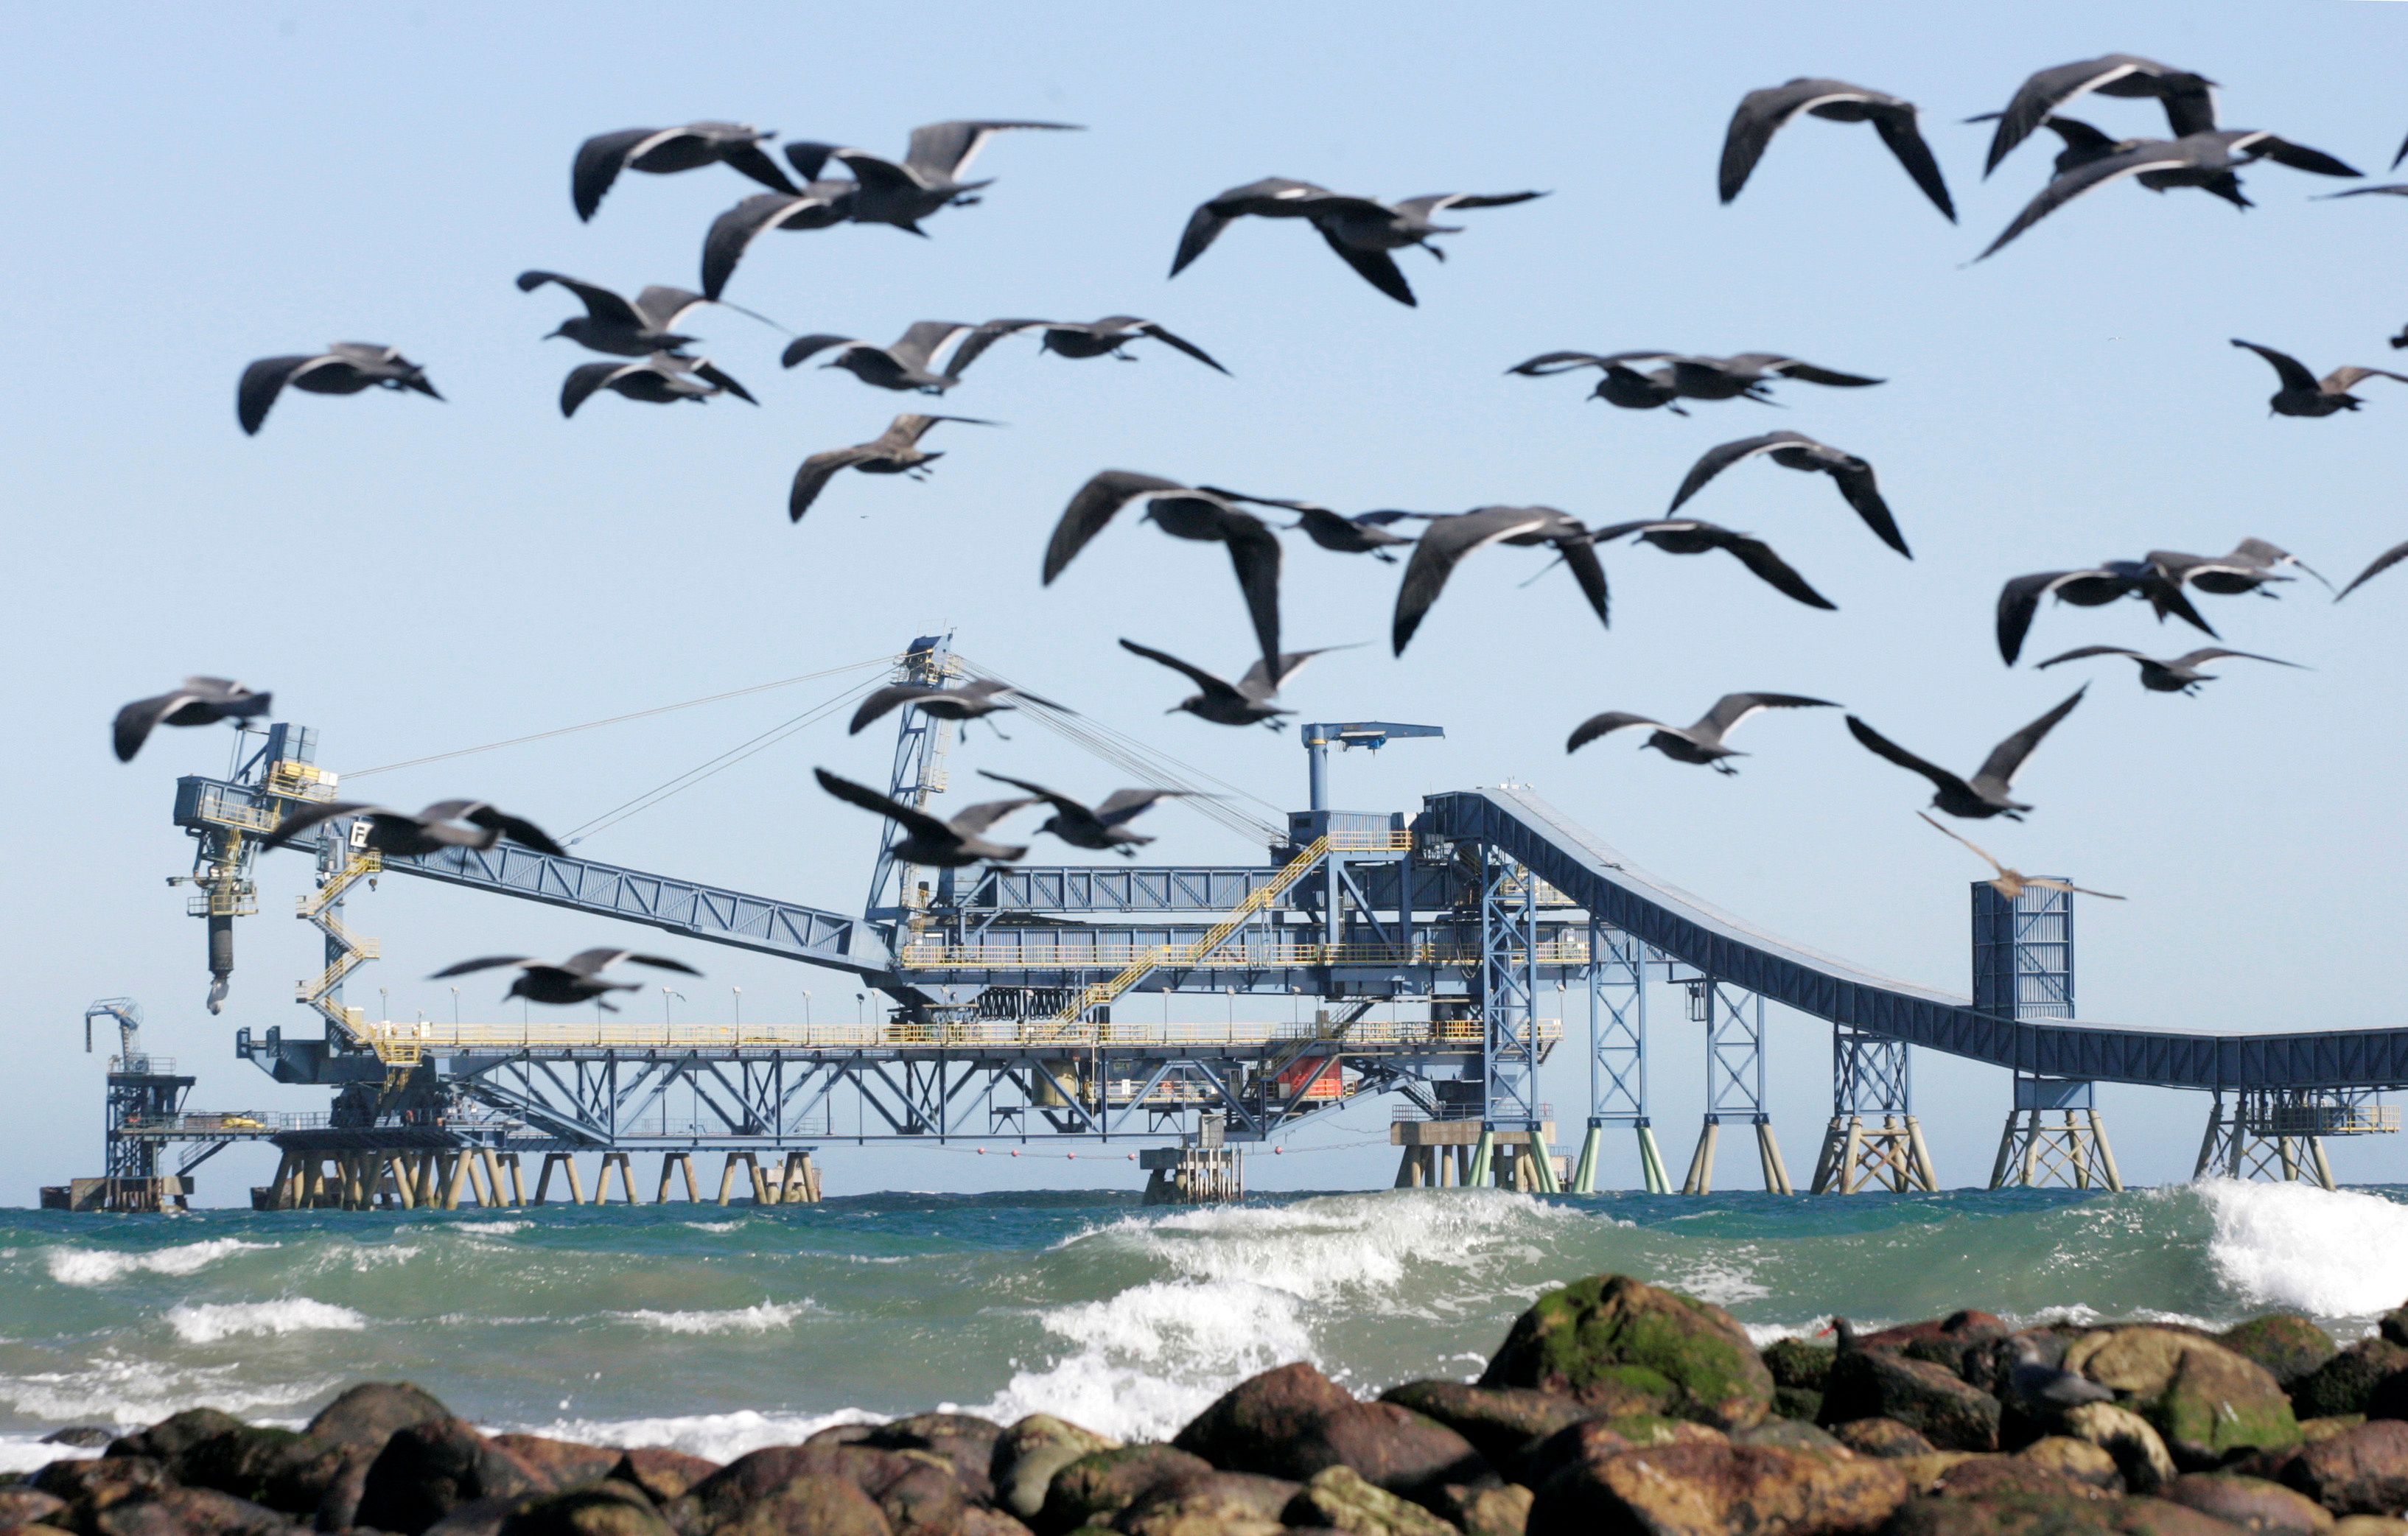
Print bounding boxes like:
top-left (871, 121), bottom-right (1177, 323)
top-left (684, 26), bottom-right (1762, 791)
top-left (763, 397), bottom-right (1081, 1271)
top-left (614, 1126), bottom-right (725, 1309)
top-left (1174, 1366), bottom-right (1357, 1476)
top-left (35, 1456), bottom-right (172, 1526)
top-left (1375, 1384), bottom-right (1592, 1468)
top-left (1835, 1422), bottom-right (1940, 1461)
top-left (492, 1437), bottom-right (624, 1491)
top-left (501, 1484), bottom-right (676, 1536)
top-left (2062, 1405), bottom-right (2178, 1498)
top-left (2221, 1320), bottom-right (2339, 1394)
top-left (958, 1509), bottom-right (1032, 1536)
top-left (1286, 1404), bottom-right (1494, 1507)
top-left (713, 1475), bottom-right (894, 1536)
top-left (1285, 1466), bottom-right (1452, 1536)
top-left (1903, 1317), bottom-right (2014, 1394)
top-left (2155, 1345), bottom-right (2303, 1470)
top-left (863, 1418), bottom-right (1005, 1506)
top-left (41, 1433), bottom-right (116, 1452)
top-left (357, 1419), bottom-right (553, 1536)
top-left (1929, 1456), bottom-right (2107, 1504)
top-left (612, 1451), bottom-right (725, 1507)
top-left (181, 1426), bottom-right (312, 1505)
top-left (2066, 1332), bottom-right (2202, 1402)
top-left (682, 1445), bottom-right (963, 1536)
top-left (2365, 1372), bottom-right (2408, 1424)
top-left (111, 1411), bottom-right (251, 1465)
top-left (1429, 1482), bottom-right (1531, 1536)
top-left (1737, 1422), bottom-right (1852, 1457)
top-left (2331, 1518), bottom-right (2408, 1536)
top-left (1513, 1418), bottom-right (1729, 1491)
top-left (1113, 1471), bottom-right (1297, 1536)
top-left (1481, 1275), bottom-right (1775, 1431)
top-left (2020, 1440), bottom-right (2121, 1495)
top-left (2279, 1420), bottom-right (2408, 1518)
top-left (990, 1418), bottom-right (1119, 1523)
top-left (2306, 1423), bottom-right (2371, 1446)
top-left (1886, 1456), bottom-right (1975, 1497)
top-left (1778, 1391), bottom-right (1828, 1425)
top-left (1821, 1352), bottom-right (2002, 1453)
top-left (100, 1487), bottom-right (304, 1536)
top-left (1034, 1448), bottom-right (1214, 1536)
top-left (1764, 1340), bottom-right (1838, 1395)
top-left (425, 1493), bottom-right (544, 1536)
top-left (305, 1384), bottom-right (454, 1451)
top-left (0, 1489), bottom-right (70, 1529)
top-left (2296, 1346), bottom-right (2408, 1422)
top-left (1527, 1438), bottom-right (1909, 1536)
top-left (1875, 1492), bottom-right (2113, 1536)
top-left (2163, 1473), bottom-right (2333, 1535)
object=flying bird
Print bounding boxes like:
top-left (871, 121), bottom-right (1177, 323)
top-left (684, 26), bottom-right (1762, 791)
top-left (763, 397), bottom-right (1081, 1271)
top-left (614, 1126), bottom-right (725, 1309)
top-left (1977, 130), bottom-right (2361, 260)
top-left (1171, 179), bottom-right (1544, 306)
top-left (2230, 340), bottom-right (2408, 418)
top-left (1589, 520), bottom-right (1837, 611)
top-left (781, 322), bottom-right (991, 393)
top-left (1667, 432), bottom-right (1908, 557)
top-left (788, 414), bottom-right (995, 521)
top-left (516, 271), bottom-right (783, 357)
top-left (1846, 689), bottom-right (2087, 821)
top-left (1044, 472), bottom-right (1285, 681)
top-left (1970, 113), bottom-right (2251, 208)
top-left (1720, 80), bottom-right (1955, 220)
top-left (1391, 507), bottom-right (1609, 654)
top-left (1995, 563), bottom-right (2216, 664)
top-left (814, 768), bottom-right (1033, 867)
top-left (559, 355), bottom-right (755, 417)
top-left (948, 316), bottom-right (1228, 376)
top-left (573, 122), bottom-right (799, 221)
top-left (238, 345), bottom-right (440, 435)
top-left (1199, 488), bottom-right (1427, 562)
top-left (1117, 638), bottom-right (1344, 729)
top-left (1508, 351), bottom-right (1880, 412)
top-left (699, 183), bottom-right (861, 299)
top-left (783, 120), bottom-right (1082, 233)
top-left (2337, 538), bottom-right (2408, 601)
top-left (1566, 692), bottom-right (1837, 774)
top-left (264, 800), bottom-right (567, 858)
top-left (1920, 815), bottom-right (2124, 905)
top-left (849, 677), bottom-right (1063, 737)
top-left (1980, 55), bottom-right (2217, 176)
top-left (2150, 538), bottom-right (2328, 598)
top-left (975, 771), bottom-right (1197, 855)
top-left (430, 948), bottom-right (701, 1009)
top-left (1508, 351), bottom-right (1688, 412)
top-left (113, 678), bottom-right (273, 763)
top-left (2034, 645), bottom-right (2302, 695)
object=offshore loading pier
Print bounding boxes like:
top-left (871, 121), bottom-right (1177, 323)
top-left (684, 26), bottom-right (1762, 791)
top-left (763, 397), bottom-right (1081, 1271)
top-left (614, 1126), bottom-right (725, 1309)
top-left (50, 635), bottom-right (2403, 1213)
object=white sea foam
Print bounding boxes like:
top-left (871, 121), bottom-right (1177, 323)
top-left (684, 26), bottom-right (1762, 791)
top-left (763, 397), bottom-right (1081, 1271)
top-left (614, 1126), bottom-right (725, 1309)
top-left (457, 1221), bottom-right (531, 1235)
top-left (610, 1302), bottom-right (813, 1336)
top-left (46, 1239), bottom-right (273, 1287)
top-left (522, 1406), bottom-right (880, 1462)
top-left (166, 1299), bottom-right (368, 1344)
top-left (682, 1221), bottom-right (745, 1234)
top-left (0, 1354), bottom-right (332, 1433)
top-left (2199, 1178), bottom-right (2408, 1317)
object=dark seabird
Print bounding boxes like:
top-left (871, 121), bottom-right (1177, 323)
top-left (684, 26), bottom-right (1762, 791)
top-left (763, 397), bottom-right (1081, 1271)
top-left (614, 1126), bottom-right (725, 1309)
top-left (1995, 563), bottom-right (2216, 664)
top-left (1920, 814), bottom-right (2124, 904)
top-left (849, 678), bottom-right (1063, 737)
top-left (1970, 112), bottom-right (2251, 208)
top-left (1392, 507), bottom-right (1609, 654)
top-left (1668, 432), bottom-right (1908, 557)
top-left (1846, 689), bottom-right (2087, 821)
top-left (1508, 351), bottom-right (1880, 411)
top-left (1981, 55), bottom-right (2218, 176)
top-left (976, 771), bottom-right (1197, 856)
top-left (789, 414), bottom-right (995, 522)
top-left (516, 271), bottom-right (783, 357)
top-left (1198, 488), bottom-right (1428, 562)
top-left (699, 183), bottom-right (861, 299)
top-left (780, 322), bottom-right (989, 393)
top-left (113, 678), bottom-right (273, 762)
top-left (1720, 80), bottom-right (1955, 220)
top-left (2230, 340), bottom-right (2408, 418)
top-left (814, 768), bottom-right (1034, 867)
top-left (1589, 520), bottom-right (1837, 611)
top-left (1978, 130), bottom-right (2361, 260)
top-left (2337, 538), bottom-right (2408, 601)
top-left (1508, 351), bottom-right (1689, 411)
top-left (1567, 692), bottom-right (1837, 773)
top-left (949, 316), bottom-right (1228, 375)
top-left (265, 800), bottom-right (567, 858)
top-left (2001, 1334), bottom-right (2120, 1416)
top-left (2150, 538), bottom-right (2328, 597)
top-left (431, 947), bottom-right (701, 1009)
top-left (1171, 179), bottom-right (1545, 306)
top-left (2034, 644), bottom-right (2301, 695)
top-left (1118, 638), bottom-right (1343, 729)
top-left (573, 122), bottom-right (799, 221)
top-left (1045, 472), bottom-right (1285, 681)
top-left (784, 121), bottom-right (1082, 233)
top-left (238, 345), bottom-right (440, 435)
top-left (559, 355), bottom-right (755, 417)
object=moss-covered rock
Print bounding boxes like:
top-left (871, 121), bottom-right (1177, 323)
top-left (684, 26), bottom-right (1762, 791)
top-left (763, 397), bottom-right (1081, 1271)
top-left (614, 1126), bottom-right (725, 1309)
top-left (1821, 1351), bottom-right (2002, 1453)
top-left (1284, 1466), bottom-right (1452, 1536)
top-left (2220, 1319), bottom-right (2339, 1393)
top-left (1113, 1470), bottom-right (1295, 1536)
top-left (2151, 1343), bottom-right (2301, 1470)
top-left (1480, 1274), bottom-right (1775, 1431)
top-left (1776, 1388), bottom-right (1827, 1425)
top-left (1429, 1481), bottom-right (1530, 1536)
top-left (1763, 1340), bottom-right (1837, 1393)
top-left (990, 1418), bottom-right (1119, 1522)
top-left (1734, 1420), bottom-right (1850, 1456)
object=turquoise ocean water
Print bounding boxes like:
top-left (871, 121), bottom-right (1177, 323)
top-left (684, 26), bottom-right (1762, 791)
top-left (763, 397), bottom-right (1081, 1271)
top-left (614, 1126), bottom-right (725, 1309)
top-left (2, 1180), bottom-right (2403, 1471)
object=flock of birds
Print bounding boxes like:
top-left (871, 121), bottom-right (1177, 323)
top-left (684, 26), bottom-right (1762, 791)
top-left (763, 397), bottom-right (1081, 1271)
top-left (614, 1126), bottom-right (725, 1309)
top-left (137, 51), bottom-right (2408, 1003)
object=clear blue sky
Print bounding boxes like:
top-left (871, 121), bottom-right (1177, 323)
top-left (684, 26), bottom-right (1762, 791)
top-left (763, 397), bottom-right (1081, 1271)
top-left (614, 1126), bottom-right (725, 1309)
top-left (8, 2), bottom-right (2407, 1202)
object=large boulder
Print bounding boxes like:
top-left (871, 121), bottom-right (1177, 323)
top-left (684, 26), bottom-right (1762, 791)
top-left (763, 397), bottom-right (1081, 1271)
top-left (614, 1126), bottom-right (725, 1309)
top-left (612, 1451), bottom-right (725, 1506)
top-left (2162, 1473), bottom-right (2333, 1535)
top-left (2297, 1346), bottom-right (2408, 1422)
top-left (1287, 1403), bottom-right (1494, 1506)
top-left (990, 1418), bottom-right (1119, 1522)
top-left (99, 1487), bottom-right (300, 1536)
top-left (357, 1420), bottom-right (556, 1536)
top-left (307, 1383), bottom-right (455, 1451)
top-left (500, 1484), bottom-right (678, 1536)
top-left (1834, 1421), bottom-right (1940, 1461)
top-left (2066, 1330), bottom-right (2300, 1469)
top-left (862, 1417), bottom-right (1006, 1506)
top-left (1481, 1276), bottom-right (1775, 1431)
top-left (1112, 1471), bottom-right (1295, 1536)
top-left (1891, 1316), bottom-right (2013, 1395)
top-left (1821, 1352), bottom-right (2002, 1453)
top-left (1429, 1483), bottom-right (1532, 1536)
top-left (2221, 1320), bottom-right (2339, 1395)
top-left (1516, 1419), bottom-right (1727, 1492)
top-left (2061, 1405), bottom-right (2177, 1498)
top-left (1287, 1466), bottom-right (1454, 1536)
top-left (2019, 1439), bottom-right (2121, 1496)
top-left (34, 1457), bottom-right (173, 1526)
top-left (1033, 1448), bottom-right (1213, 1536)
top-left (1737, 1423), bottom-right (1852, 1457)
top-left (2279, 1420), bottom-right (2408, 1518)
top-left (1763, 1342), bottom-right (1838, 1395)
top-left (1527, 1439), bottom-right (1909, 1536)
top-left (709, 1475), bottom-right (893, 1536)
top-left (1174, 1364), bottom-right (1358, 1473)
top-left (110, 1409), bottom-right (250, 1465)
top-left (1927, 1456), bottom-right (2107, 1504)
top-left (1376, 1383), bottom-right (1594, 1467)
top-left (492, 1437), bottom-right (625, 1491)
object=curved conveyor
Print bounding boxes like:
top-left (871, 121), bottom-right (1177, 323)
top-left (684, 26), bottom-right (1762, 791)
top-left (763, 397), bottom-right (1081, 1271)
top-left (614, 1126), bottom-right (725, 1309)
top-left (1423, 788), bottom-right (2408, 1093)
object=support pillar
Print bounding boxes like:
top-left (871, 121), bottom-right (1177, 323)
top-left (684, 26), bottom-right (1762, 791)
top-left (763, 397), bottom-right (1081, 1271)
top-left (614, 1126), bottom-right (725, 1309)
top-left (658, 1152), bottom-right (699, 1202)
top-left (2194, 1089), bottom-right (2344, 1191)
top-left (533, 1152), bottom-right (587, 1206)
top-left (1686, 975), bottom-right (1789, 1193)
top-left (1992, 1076), bottom-right (2121, 1191)
top-left (1579, 921), bottom-right (1653, 1194)
top-left (777, 1151), bottom-right (821, 1204)
top-left (1812, 1027), bottom-right (1936, 1194)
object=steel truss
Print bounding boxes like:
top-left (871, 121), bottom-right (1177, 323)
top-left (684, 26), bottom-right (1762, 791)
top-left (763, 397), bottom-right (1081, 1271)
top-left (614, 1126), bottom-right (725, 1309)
top-left (1474, 843), bottom-right (1558, 1191)
top-left (1571, 921), bottom-right (1665, 1193)
top-left (1810, 1025), bottom-right (1936, 1193)
top-left (1678, 972), bottom-right (1793, 1194)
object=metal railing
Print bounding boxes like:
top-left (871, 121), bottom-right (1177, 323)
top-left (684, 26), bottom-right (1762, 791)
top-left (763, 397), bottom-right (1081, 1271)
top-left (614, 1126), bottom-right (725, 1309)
top-left (117, 1111), bottom-right (329, 1137)
top-left (897, 938), bottom-right (1593, 969)
top-left (357, 1017), bottom-right (1561, 1056)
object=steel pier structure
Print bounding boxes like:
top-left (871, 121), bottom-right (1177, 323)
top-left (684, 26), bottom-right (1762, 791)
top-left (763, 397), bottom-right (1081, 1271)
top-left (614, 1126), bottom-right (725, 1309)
top-left (85, 634), bottom-right (2405, 1207)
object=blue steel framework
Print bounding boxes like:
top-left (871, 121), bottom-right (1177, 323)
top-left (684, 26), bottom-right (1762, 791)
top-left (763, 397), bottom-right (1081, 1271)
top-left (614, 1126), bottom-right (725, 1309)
top-left (1570, 922), bottom-right (1662, 1193)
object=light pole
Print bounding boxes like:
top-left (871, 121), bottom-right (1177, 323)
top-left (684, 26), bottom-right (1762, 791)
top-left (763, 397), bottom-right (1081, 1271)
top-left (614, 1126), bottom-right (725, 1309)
top-left (663, 987), bottom-right (685, 1024)
top-left (800, 989), bottom-right (812, 1027)
top-left (379, 986), bottom-right (389, 1023)
top-left (855, 992), bottom-right (865, 1026)
top-left (732, 986), bottom-right (742, 1026)
top-left (450, 986), bottom-right (460, 1025)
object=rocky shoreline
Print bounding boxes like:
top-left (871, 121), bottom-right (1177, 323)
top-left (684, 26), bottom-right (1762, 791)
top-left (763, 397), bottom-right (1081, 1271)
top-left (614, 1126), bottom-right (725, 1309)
top-left (10, 1273), bottom-right (2408, 1536)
